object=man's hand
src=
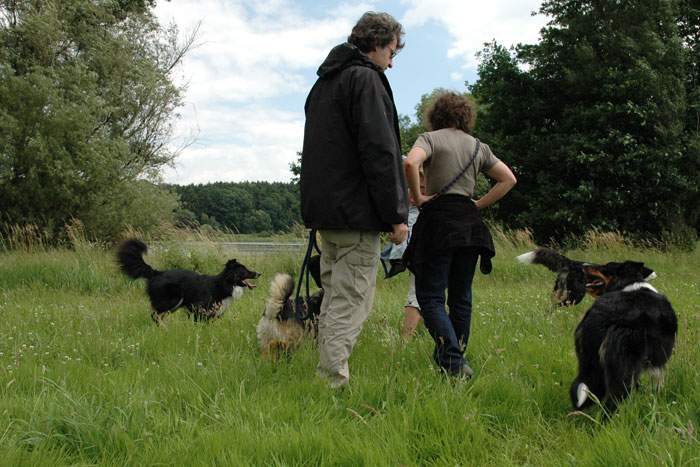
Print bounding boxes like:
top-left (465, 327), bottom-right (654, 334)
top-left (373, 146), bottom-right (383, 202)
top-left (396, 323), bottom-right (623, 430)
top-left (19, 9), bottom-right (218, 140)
top-left (389, 223), bottom-right (409, 245)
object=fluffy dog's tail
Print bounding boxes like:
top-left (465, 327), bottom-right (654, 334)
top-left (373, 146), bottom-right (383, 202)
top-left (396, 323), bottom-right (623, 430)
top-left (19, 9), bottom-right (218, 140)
top-left (262, 273), bottom-right (295, 320)
top-left (263, 274), bottom-right (294, 319)
top-left (516, 247), bottom-right (575, 272)
top-left (117, 239), bottom-right (159, 279)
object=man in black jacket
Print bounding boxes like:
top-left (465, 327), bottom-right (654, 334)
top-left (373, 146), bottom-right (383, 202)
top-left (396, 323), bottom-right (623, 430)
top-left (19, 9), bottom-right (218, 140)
top-left (300, 11), bottom-right (409, 388)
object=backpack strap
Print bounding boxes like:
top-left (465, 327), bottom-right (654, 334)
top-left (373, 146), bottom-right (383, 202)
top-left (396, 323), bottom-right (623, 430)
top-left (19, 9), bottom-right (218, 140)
top-left (436, 138), bottom-right (481, 196)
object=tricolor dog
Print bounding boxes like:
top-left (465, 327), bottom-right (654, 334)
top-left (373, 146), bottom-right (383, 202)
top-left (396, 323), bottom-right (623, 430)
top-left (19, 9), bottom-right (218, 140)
top-left (517, 248), bottom-right (656, 306)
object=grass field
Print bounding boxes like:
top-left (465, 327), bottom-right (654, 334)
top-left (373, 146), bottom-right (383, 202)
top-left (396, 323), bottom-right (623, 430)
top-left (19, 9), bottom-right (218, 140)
top-left (0, 237), bottom-right (698, 465)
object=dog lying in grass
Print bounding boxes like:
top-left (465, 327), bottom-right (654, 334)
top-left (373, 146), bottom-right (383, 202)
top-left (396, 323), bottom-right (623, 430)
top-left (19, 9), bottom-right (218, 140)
top-left (117, 239), bottom-right (260, 323)
top-left (570, 260), bottom-right (677, 414)
top-left (257, 255), bottom-right (323, 358)
top-left (516, 247), bottom-right (656, 306)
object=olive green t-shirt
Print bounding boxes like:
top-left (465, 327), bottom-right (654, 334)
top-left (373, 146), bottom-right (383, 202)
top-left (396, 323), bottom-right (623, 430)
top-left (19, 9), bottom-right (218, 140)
top-left (412, 128), bottom-right (500, 198)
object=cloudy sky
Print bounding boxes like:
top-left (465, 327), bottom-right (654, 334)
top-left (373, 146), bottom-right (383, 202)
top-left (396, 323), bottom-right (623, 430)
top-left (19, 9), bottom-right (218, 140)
top-left (154, 0), bottom-right (548, 185)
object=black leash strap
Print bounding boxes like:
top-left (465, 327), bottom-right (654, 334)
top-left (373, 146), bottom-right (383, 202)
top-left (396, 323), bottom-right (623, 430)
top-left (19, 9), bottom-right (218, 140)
top-left (294, 229), bottom-right (317, 321)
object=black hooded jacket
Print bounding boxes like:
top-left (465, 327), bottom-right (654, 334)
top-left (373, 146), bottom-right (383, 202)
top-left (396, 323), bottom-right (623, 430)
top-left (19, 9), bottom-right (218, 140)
top-left (300, 43), bottom-right (408, 232)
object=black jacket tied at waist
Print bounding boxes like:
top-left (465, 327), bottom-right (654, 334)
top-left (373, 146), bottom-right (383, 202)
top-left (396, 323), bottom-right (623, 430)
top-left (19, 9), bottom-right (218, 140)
top-left (403, 194), bottom-right (495, 275)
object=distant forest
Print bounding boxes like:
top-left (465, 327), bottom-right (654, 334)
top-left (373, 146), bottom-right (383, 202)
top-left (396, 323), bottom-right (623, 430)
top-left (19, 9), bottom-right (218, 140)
top-left (170, 182), bottom-right (301, 234)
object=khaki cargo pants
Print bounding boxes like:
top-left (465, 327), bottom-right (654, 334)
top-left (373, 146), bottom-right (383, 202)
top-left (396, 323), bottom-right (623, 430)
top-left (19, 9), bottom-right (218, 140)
top-left (317, 229), bottom-right (380, 388)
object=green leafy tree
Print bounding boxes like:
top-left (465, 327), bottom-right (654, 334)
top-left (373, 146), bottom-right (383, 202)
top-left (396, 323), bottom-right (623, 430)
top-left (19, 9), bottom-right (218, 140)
top-left (290, 151), bottom-right (302, 184)
top-left (173, 206), bottom-right (198, 228)
top-left (471, 0), bottom-right (693, 244)
top-left (0, 0), bottom-right (189, 241)
top-left (248, 209), bottom-right (273, 233)
top-left (678, 0), bottom-right (700, 231)
top-left (398, 114), bottom-right (421, 156)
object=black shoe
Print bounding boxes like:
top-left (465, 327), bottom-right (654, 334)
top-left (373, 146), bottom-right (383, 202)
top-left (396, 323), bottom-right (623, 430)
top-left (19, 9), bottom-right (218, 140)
top-left (450, 362), bottom-right (474, 380)
top-left (456, 362), bottom-right (474, 379)
top-left (440, 362), bottom-right (474, 379)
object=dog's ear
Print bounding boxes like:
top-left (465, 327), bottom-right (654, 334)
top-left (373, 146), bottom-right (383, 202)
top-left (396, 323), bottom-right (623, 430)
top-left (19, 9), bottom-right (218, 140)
top-left (223, 260), bottom-right (242, 280)
top-left (618, 261), bottom-right (647, 280)
top-left (642, 265), bottom-right (657, 280)
top-left (225, 259), bottom-right (243, 277)
top-left (600, 261), bottom-right (622, 275)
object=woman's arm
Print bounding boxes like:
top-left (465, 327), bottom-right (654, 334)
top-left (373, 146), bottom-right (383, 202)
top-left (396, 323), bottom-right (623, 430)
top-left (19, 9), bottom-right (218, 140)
top-left (474, 161), bottom-right (517, 209)
top-left (404, 147), bottom-right (434, 207)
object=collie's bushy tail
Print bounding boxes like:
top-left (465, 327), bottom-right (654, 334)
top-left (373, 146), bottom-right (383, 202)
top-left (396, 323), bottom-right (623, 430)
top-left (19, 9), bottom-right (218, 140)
top-left (117, 239), bottom-right (159, 279)
top-left (516, 247), bottom-right (574, 272)
top-left (262, 273), bottom-right (294, 320)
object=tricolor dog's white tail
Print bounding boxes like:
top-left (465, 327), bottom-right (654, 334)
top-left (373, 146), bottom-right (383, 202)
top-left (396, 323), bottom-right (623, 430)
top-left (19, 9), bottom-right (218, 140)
top-left (516, 248), bottom-right (578, 272)
top-left (516, 248), bottom-right (592, 306)
top-left (516, 250), bottom-right (537, 265)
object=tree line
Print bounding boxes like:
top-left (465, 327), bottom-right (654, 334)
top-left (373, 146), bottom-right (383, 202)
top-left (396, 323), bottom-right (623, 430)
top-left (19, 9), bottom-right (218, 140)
top-left (170, 181), bottom-right (300, 234)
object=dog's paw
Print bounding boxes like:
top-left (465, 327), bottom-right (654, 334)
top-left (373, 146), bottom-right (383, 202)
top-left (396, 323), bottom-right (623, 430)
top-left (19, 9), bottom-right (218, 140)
top-left (576, 382), bottom-right (590, 408)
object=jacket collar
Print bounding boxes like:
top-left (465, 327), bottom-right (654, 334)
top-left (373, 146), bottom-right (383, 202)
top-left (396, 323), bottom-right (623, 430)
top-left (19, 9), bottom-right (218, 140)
top-left (317, 43), bottom-right (381, 78)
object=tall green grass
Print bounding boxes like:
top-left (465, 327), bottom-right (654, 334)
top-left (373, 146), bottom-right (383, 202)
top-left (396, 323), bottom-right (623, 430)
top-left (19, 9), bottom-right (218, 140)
top-left (0, 237), bottom-right (698, 465)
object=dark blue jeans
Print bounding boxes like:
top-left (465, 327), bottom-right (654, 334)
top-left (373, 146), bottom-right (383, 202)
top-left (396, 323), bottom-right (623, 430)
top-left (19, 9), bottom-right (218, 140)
top-left (414, 248), bottom-right (479, 375)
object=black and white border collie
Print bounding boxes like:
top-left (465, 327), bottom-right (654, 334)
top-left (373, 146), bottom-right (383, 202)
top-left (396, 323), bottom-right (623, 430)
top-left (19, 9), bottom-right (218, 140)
top-left (570, 261), bottom-right (677, 413)
top-left (516, 248), bottom-right (656, 306)
top-left (117, 239), bottom-right (260, 323)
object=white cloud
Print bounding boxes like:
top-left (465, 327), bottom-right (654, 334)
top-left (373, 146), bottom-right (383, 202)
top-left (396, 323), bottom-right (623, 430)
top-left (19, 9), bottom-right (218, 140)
top-left (162, 142), bottom-right (297, 185)
top-left (154, 0), bottom-right (373, 184)
top-left (156, 0), bottom-right (357, 104)
top-left (401, 0), bottom-right (546, 68)
top-left (163, 105), bottom-right (305, 184)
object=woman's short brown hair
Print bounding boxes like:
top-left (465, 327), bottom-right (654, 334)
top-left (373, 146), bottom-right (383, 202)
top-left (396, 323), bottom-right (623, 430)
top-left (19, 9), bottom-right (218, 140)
top-left (424, 91), bottom-right (477, 134)
top-left (348, 11), bottom-right (405, 53)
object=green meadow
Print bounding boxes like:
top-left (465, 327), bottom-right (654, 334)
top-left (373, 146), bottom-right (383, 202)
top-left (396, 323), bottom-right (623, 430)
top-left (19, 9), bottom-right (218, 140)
top-left (0, 236), bottom-right (698, 466)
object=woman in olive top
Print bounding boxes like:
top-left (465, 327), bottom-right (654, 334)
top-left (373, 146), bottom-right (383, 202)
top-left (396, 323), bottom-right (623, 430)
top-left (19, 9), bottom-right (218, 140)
top-left (403, 91), bottom-right (516, 377)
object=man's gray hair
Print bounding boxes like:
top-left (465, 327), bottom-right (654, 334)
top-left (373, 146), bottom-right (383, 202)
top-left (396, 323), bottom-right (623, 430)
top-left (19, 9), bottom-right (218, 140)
top-left (348, 11), bottom-right (405, 53)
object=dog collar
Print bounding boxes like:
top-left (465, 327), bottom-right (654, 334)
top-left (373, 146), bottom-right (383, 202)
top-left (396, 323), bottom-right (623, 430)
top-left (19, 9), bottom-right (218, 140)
top-left (622, 282), bottom-right (658, 293)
